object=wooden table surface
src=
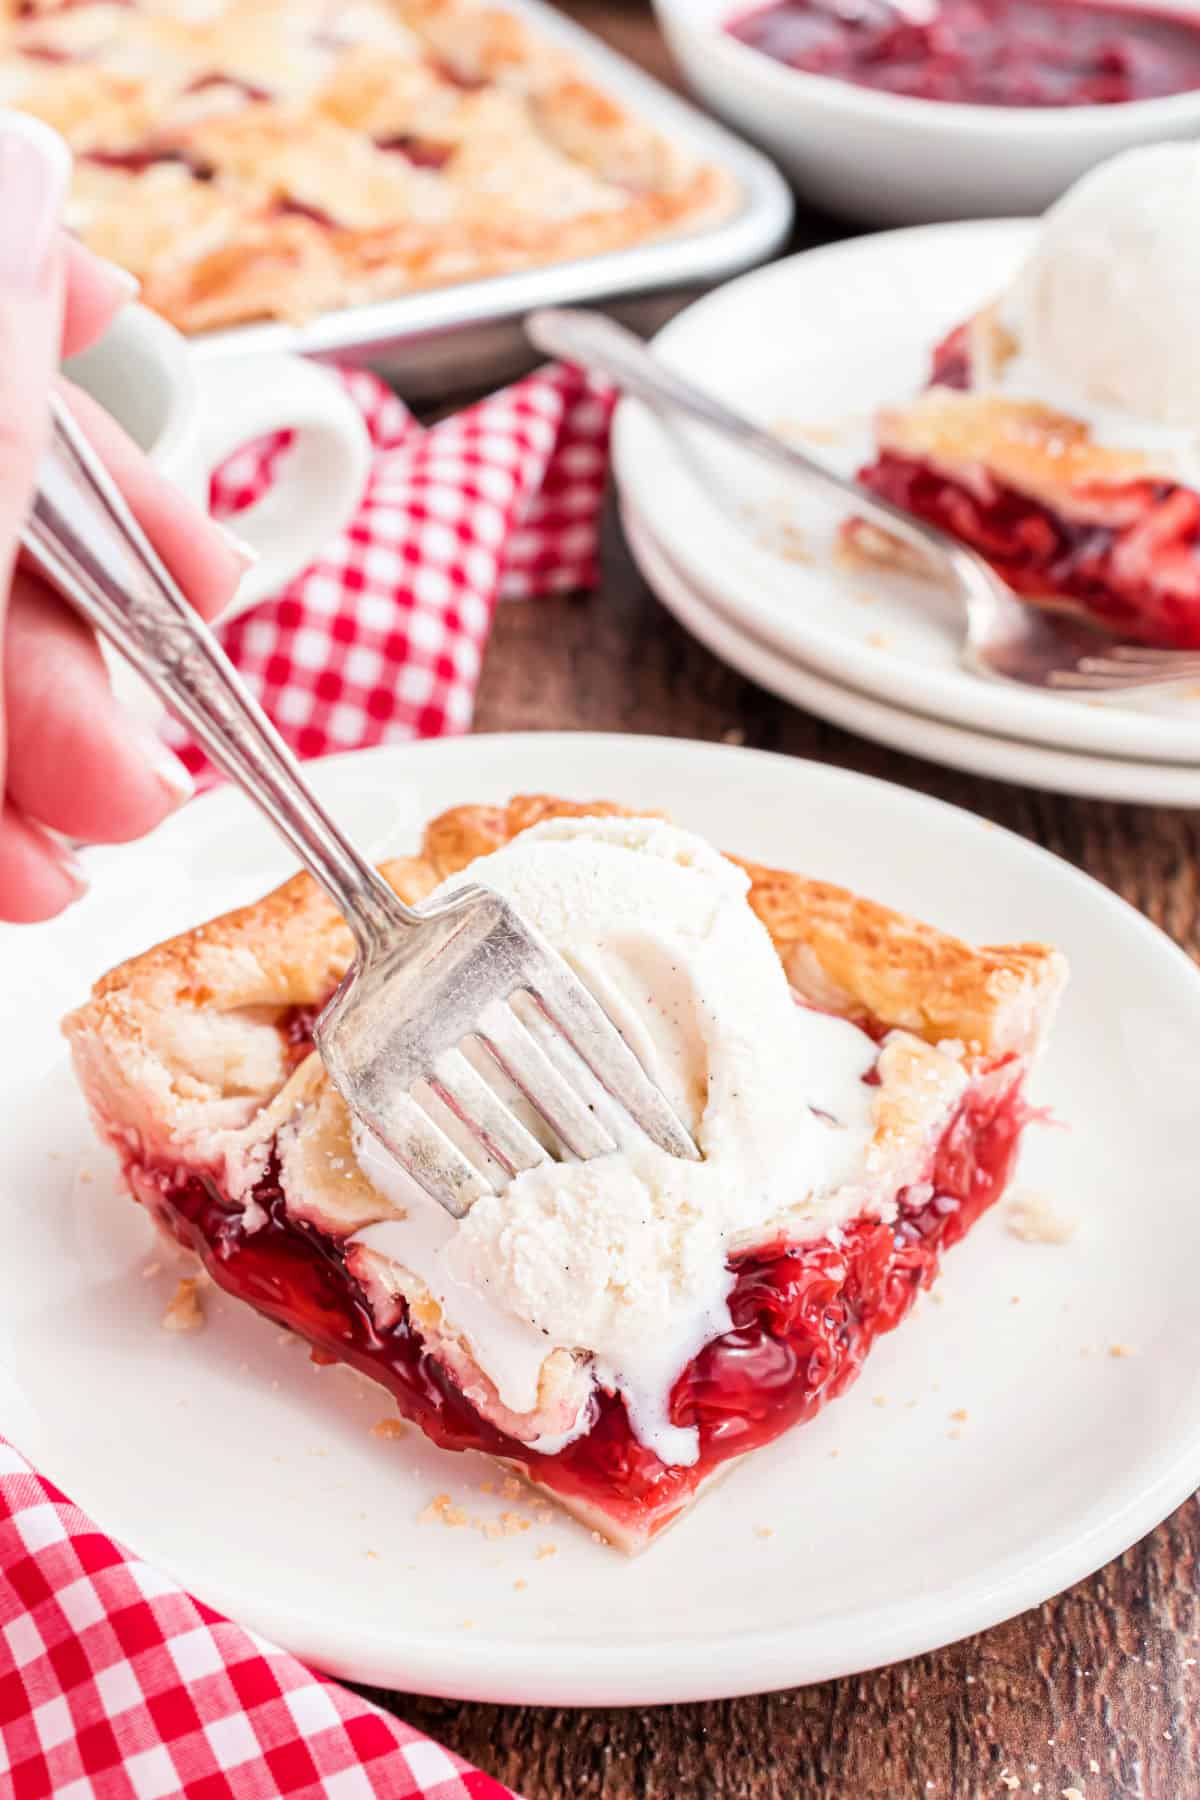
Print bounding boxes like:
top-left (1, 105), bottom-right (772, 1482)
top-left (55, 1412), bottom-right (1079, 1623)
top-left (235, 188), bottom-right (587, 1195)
top-left (370, 8), bottom-right (1200, 1792)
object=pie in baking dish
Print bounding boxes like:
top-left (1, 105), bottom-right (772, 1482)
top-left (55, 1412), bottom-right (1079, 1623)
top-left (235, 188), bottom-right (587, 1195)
top-left (854, 306), bottom-right (1200, 649)
top-left (63, 796), bottom-right (1066, 1552)
top-left (4, 0), bottom-right (734, 334)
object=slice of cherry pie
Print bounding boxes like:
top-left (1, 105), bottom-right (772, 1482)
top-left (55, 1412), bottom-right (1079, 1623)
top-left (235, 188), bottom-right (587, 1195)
top-left (854, 307), bottom-right (1200, 649)
top-left (63, 796), bottom-right (1065, 1552)
top-left (5, 0), bottom-right (734, 333)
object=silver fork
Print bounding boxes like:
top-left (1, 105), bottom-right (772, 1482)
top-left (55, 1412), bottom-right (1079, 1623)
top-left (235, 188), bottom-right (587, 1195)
top-left (25, 393), bottom-right (698, 1217)
top-left (527, 308), bottom-right (1200, 697)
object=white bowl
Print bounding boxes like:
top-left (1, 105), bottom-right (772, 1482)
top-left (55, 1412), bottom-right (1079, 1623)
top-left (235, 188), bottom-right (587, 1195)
top-left (653, 0), bottom-right (1200, 221)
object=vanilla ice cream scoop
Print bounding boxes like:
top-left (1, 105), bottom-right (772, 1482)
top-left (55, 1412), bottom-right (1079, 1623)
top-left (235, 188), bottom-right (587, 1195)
top-left (351, 815), bottom-right (884, 1465)
top-left (1003, 142), bottom-right (1200, 430)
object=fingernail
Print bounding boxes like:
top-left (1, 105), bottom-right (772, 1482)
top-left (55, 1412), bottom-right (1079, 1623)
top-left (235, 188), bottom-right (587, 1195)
top-left (220, 526), bottom-right (260, 571)
top-left (0, 113), bottom-right (71, 287)
top-left (131, 720), bottom-right (195, 806)
top-left (95, 254), bottom-right (140, 305)
top-left (30, 825), bottom-right (88, 901)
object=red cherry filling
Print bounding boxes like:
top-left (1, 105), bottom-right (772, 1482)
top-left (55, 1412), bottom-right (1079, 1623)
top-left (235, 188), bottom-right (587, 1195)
top-left (131, 1049), bottom-right (1029, 1542)
top-left (374, 134), bottom-right (454, 170)
top-left (727, 0), bottom-right (1200, 106)
top-left (855, 453), bottom-right (1200, 647)
top-left (184, 72), bottom-right (273, 103)
top-left (81, 145), bottom-right (217, 180)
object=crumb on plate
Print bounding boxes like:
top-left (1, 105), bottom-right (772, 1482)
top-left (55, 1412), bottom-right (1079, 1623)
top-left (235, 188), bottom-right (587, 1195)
top-left (161, 1278), bottom-right (204, 1333)
top-left (371, 1418), bottom-right (407, 1440)
top-left (1006, 1188), bottom-right (1077, 1245)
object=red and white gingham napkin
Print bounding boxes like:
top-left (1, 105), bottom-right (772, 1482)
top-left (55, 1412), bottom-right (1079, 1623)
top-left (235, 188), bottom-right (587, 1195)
top-left (166, 360), bottom-right (616, 779)
top-left (0, 1437), bottom-right (517, 1800)
top-left (4, 363), bottom-right (620, 1798)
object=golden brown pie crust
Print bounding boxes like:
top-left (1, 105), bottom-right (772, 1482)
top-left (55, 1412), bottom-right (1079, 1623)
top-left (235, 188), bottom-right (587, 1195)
top-left (872, 307), bottom-right (1177, 514)
top-left (8, 0), bottom-right (736, 333)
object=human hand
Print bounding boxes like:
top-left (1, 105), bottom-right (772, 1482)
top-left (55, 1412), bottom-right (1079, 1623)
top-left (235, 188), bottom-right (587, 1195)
top-left (0, 115), bottom-right (251, 923)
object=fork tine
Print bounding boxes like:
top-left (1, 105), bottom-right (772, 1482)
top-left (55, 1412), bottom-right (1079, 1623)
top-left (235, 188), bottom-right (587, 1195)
top-left (1105, 644), bottom-right (1200, 665)
top-left (1050, 665), bottom-right (1200, 691)
top-left (476, 1001), bottom-right (617, 1160)
top-left (377, 1089), bottom-right (492, 1219)
top-left (523, 962), bottom-right (700, 1162)
top-left (430, 1048), bottom-right (547, 1179)
top-left (1075, 654), bottom-right (1200, 678)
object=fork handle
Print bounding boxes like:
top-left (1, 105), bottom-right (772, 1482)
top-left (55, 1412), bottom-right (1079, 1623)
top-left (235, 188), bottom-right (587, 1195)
top-left (527, 306), bottom-right (969, 577)
top-left (23, 394), bottom-right (415, 953)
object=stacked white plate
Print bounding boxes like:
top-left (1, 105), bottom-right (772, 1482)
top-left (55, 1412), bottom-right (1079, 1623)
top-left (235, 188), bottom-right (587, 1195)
top-left (612, 221), bottom-right (1200, 807)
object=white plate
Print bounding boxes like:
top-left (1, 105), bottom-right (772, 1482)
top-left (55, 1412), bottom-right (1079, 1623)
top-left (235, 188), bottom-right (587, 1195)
top-left (611, 221), bottom-right (1200, 766)
top-left (624, 502), bottom-right (1200, 807)
top-left (5, 735), bottom-right (1200, 1705)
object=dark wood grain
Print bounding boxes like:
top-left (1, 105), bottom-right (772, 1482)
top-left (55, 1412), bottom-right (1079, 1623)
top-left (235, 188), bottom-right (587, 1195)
top-left (367, 8), bottom-right (1200, 1791)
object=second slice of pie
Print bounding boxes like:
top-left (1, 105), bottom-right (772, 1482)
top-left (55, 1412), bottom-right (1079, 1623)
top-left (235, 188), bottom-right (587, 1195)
top-left (853, 146), bottom-right (1200, 650)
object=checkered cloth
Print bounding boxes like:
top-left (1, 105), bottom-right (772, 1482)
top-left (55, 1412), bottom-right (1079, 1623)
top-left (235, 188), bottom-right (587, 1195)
top-left (166, 361), bottom-right (615, 780)
top-left (1, 365), bottom-right (619, 1798)
top-left (0, 1438), bottom-right (518, 1799)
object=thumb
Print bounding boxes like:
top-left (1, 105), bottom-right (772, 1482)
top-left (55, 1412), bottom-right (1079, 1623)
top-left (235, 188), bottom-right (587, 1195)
top-left (0, 112), bottom-right (70, 795)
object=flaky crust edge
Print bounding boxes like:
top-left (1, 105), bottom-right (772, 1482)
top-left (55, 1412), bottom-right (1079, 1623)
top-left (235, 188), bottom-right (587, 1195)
top-left (63, 792), bottom-right (1066, 1164)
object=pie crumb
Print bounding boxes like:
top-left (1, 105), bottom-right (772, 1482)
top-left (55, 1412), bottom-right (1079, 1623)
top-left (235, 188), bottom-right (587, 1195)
top-left (1006, 1189), bottom-right (1077, 1245)
top-left (420, 1494), bottom-right (469, 1529)
top-left (536, 1543), bottom-right (559, 1560)
top-left (947, 1427), bottom-right (963, 1440)
top-left (755, 1525), bottom-right (775, 1539)
top-left (514, 1579), bottom-right (528, 1591)
top-left (867, 631), bottom-right (892, 650)
top-left (500, 1476), bottom-right (524, 1501)
top-left (872, 1395), bottom-right (887, 1408)
top-left (1000, 1773), bottom-right (1020, 1791)
top-left (591, 1530), bottom-right (608, 1545)
top-left (1062, 1789), bottom-right (1085, 1800)
top-left (371, 1418), bottom-right (407, 1440)
top-left (1108, 1343), bottom-right (1135, 1358)
top-left (721, 728), bottom-right (746, 746)
top-left (364, 1550), bottom-right (378, 1560)
top-left (950, 1409), bottom-right (969, 1422)
top-left (1087, 1762), bottom-right (1100, 1775)
top-left (161, 1279), bottom-right (205, 1333)
top-left (461, 1620), bottom-right (476, 1630)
